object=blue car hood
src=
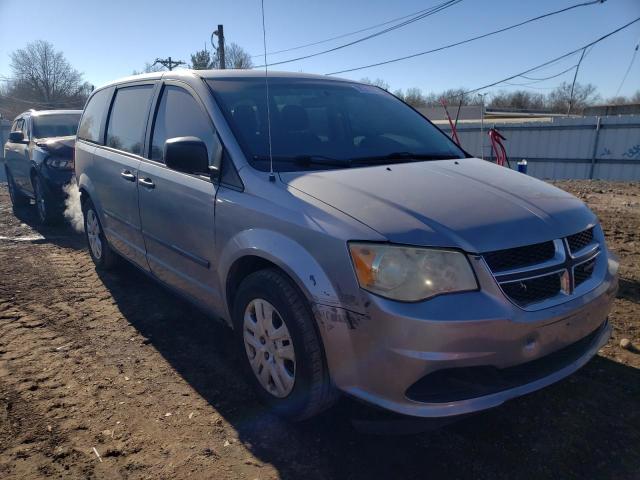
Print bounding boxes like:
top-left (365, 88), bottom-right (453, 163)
top-left (281, 158), bottom-right (596, 253)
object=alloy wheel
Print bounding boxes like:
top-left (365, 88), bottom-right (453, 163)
top-left (34, 178), bottom-right (46, 222)
top-left (86, 209), bottom-right (103, 260)
top-left (7, 173), bottom-right (17, 203)
top-left (243, 298), bottom-right (296, 398)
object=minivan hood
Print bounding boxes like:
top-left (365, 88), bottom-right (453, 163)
top-left (281, 158), bottom-right (596, 253)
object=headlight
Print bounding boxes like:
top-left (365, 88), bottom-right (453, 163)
top-left (349, 242), bottom-right (478, 301)
top-left (45, 157), bottom-right (74, 170)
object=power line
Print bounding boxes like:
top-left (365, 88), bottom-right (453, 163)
top-left (254, 0), bottom-right (463, 68)
top-left (250, 2), bottom-right (464, 58)
top-left (461, 17), bottom-right (640, 97)
top-left (326, 0), bottom-right (604, 75)
top-left (614, 40), bottom-right (639, 97)
top-left (567, 47), bottom-right (587, 115)
top-left (519, 64), bottom-right (580, 82)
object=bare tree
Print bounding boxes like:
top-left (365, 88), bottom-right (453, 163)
top-left (132, 62), bottom-right (167, 75)
top-left (489, 90), bottom-right (546, 110)
top-left (403, 88), bottom-right (428, 108)
top-left (606, 90), bottom-right (640, 105)
top-left (547, 81), bottom-right (600, 113)
top-left (360, 77), bottom-right (390, 91)
top-left (211, 43), bottom-right (253, 69)
top-left (10, 40), bottom-right (85, 103)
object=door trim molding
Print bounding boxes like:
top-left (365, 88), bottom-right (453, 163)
top-left (142, 229), bottom-right (210, 269)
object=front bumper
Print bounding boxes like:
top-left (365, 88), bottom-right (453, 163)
top-left (38, 165), bottom-right (73, 203)
top-left (314, 249), bottom-right (618, 418)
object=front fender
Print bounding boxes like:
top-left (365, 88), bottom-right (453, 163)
top-left (77, 173), bottom-right (105, 223)
top-left (218, 228), bottom-right (344, 318)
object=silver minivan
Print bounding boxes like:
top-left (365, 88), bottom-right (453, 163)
top-left (75, 70), bottom-right (618, 420)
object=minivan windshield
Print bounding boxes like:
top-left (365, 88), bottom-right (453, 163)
top-left (33, 114), bottom-right (81, 139)
top-left (207, 78), bottom-right (466, 172)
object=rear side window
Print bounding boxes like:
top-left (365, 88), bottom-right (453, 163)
top-left (78, 88), bottom-right (112, 144)
top-left (106, 85), bottom-right (154, 155)
top-left (12, 119), bottom-right (23, 132)
top-left (150, 85), bottom-right (218, 164)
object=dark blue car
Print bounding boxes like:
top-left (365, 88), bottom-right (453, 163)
top-left (3, 109), bottom-right (81, 224)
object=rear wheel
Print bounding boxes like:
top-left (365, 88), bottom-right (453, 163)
top-left (82, 198), bottom-right (118, 270)
top-left (32, 174), bottom-right (60, 225)
top-left (233, 268), bottom-right (337, 420)
top-left (6, 167), bottom-right (29, 211)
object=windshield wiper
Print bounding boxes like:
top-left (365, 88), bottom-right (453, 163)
top-left (349, 152), bottom-right (460, 165)
top-left (252, 154), bottom-right (351, 167)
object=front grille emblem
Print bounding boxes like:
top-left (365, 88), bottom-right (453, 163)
top-left (560, 270), bottom-right (571, 294)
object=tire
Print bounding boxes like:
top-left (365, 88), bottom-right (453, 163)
top-left (82, 197), bottom-right (118, 270)
top-left (6, 166), bottom-right (29, 211)
top-left (233, 268), bottom-right (337, 421)
top-left (32, 174), bottom-right (61, 225)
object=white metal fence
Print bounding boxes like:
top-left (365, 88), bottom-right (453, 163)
top-left (439, 115), bottom-right (640, 180)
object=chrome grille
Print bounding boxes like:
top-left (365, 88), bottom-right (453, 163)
top-left (567, 227), bottom-right (594, 254)
top-left (501, 272), bottom-right (562, 307)
top-left (574, 257), bottom-right (597, 286)
top-left (483, 241), bottom-right (555, 272)
top-left (483, 227), bottom-right (601, 310)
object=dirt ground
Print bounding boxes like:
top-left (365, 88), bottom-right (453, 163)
top-left (0, 180), bottom-right (638, 480)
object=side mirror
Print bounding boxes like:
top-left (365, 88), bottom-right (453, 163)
top-left (164, 136), bottom-right (209, 175)
top-left (9, 131), bottom-right (24, 143)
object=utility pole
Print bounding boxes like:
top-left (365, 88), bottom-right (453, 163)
top-left (478, 93), bottom-right (487, 160)
top-left (212, 24), bottom-right (226, 69)
top-left (153, 57), bottom-right (186, 71)
top-left (567, 47), bottom-right (587, 116)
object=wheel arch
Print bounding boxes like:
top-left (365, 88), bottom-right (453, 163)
top-left (220, 229), bottom-right (343, 327)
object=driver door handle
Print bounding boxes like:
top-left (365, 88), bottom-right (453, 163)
top-left (120, 170), bottom-right (136, 182)
top-left (138, 177), bottom-right (155, 189)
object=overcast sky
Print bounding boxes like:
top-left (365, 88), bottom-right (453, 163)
top-left (0, 0), bottom-right (638, 99)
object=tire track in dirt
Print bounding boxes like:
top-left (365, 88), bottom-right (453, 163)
top-left (0, 212), bottom-right (279, 478)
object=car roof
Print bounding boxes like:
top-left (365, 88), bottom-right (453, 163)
top-left (18, 109), bottom-right (83, 118)
top-left (95, 69), bottom-right (354, 91)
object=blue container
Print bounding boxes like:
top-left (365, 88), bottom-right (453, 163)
top-left (517, 159), bottom-right (528, 174)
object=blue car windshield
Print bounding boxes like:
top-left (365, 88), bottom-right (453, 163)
top-left (207, 78), bottom-right (465, 172)
top-left (33, 114), bottom-right (81, 139)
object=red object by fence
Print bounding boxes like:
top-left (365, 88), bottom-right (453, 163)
top-left (488, 128), bottom-right (509, 167)
top-left (440, 99), bottom-right (461, 147)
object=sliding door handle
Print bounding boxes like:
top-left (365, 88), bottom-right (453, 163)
top-left (120, 170), bottom-right (136, 182)
top-left (138, 177), bottom-right (155, 189)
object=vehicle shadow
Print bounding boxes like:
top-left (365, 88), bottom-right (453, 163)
top-left (96, 260), bottom-right (640, 480)
top-left (618, 278), bottom-right (640, 304)
top-left (8, 203), bottom-right (85, 251)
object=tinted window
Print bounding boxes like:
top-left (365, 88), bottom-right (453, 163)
top-left (106, 85), bottom-right (154, 155)
top-left (12, 119), bottom-right (23, 132)
top-left (150, 85), bottom-right (218, 164)
top-left (208, 78), bottom-right (465, 172)
top-left (33, 114), bottom-right (81, 138)
top-left (78, 88), bottom-right (112, 143)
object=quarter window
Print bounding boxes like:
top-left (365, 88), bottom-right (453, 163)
top-left (106, 85), bottom-right (154, 155)
top-left (78, 88), bottom-right (112, 144)
top-left (150, 85), bottom-right (219, 164)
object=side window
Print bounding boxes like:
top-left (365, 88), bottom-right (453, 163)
top-left (106, 85), bottom-right (154, 155)
top-left (150, 85), bottom-right (219, 164)
top-left (22, 118), bottom-right (30, 138)
top-left (78, 88), bottom-right (112, 144)
top-left (12, 119), bottom-right (23, 132)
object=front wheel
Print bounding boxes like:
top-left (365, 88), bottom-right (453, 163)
top-left (233, 269), bottom-right (337, 420)
top-left (33, 174), bottom-right (60, 225)
top-left (6, 167), bottom-right (29, 211)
